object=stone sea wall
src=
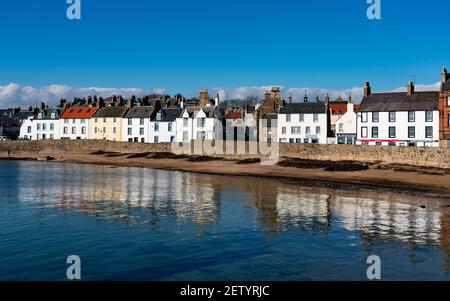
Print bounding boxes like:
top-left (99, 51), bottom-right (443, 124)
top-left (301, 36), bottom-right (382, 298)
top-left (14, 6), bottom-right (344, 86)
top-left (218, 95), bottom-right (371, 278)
top-left (0, 140), bottom-right (449, 169)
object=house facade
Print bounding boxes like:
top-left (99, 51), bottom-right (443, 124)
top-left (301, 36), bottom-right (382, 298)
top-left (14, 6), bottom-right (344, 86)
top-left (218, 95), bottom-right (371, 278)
top-left (60, 106), bottom-right (98, 140)
top-left (176, 106), bottom-right (222, 142)
top-left (439, 67), bottom-right (450, 144)
top-left (90, 106), bottom-right (128, 141)
top-left (357, 81), bottom-right (440, 147)
top-left (277, 102), bottom-right (328, 144)
top-left (335, 102), bottom-right (357, 144)
top-left (122, 106), bottom-right (155, 143)
top-left (30, 109), bottom-right (62, 140)
top-left (150, 108), bottom-right (182, 143)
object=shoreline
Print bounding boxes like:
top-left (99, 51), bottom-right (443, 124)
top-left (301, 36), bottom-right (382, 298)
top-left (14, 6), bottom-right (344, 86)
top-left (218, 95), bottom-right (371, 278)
top-left (1, 150), bottom-right (450, 200)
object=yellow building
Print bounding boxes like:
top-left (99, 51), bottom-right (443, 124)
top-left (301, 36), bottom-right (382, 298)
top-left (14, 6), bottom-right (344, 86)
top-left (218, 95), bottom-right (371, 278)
top-left (90, 106), bottom-right (128, 141)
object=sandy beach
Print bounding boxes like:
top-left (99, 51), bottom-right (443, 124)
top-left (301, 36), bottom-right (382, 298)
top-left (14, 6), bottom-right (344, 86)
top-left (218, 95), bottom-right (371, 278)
top-left (1, 149), bottom-right (450, 200)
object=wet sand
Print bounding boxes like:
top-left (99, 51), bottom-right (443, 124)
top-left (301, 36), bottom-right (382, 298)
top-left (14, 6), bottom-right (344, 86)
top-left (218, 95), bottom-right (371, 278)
top-left (1, 150), bottom-right (450, 200)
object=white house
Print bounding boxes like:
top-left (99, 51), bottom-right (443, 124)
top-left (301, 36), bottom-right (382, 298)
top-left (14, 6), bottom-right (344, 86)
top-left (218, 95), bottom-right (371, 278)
top-left (335, 101), bottom-right (357, 144)
top-left (176, 106), bottom-right (222, 142)
top-left (59, 106), bottom-right (98, 140)
top-left (277, 102), bottom-right (329, 144)
top-left (150, 108), bottom-right (182, 143)
top-left (122, 106), bottom-right (155, 143)
top-left (19, 109), bottom-right (62, 140)
top-left (356, 81), bottom-right (440, 147)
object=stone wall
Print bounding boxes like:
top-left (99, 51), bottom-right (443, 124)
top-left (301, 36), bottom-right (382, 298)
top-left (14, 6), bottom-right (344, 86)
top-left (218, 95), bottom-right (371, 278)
top-left (0, 140), bottom-right (449, 169)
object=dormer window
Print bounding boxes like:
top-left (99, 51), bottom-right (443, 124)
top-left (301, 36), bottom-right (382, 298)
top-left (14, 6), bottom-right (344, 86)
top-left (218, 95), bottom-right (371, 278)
top-left (156, 112), bottom-right (162, 120)
top-left (38, 113), bottom-right (44, 119)
top-left (51, 112), bottom-right (57, 119)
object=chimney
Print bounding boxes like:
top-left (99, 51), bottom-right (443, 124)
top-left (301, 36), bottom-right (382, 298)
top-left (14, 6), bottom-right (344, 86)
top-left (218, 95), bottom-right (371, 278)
top-left (347, 95), bottom-right (352, 103)
top-left (408, 81), bottom-right (414, 96)
top-left (325, 93), bottom-right (330, 104)
top-left (215, 93), bottom-right (220, 107)
top-left (364, 81), bottom-right (371, 97)
top-left (288, 94), bottom-right (293, 104)
top-left (442, 67), bottom-right (448, 83)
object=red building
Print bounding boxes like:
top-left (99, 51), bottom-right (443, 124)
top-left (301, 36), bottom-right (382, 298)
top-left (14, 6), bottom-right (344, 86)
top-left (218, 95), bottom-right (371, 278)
top-left (439, 67), bottom-right (450, 143)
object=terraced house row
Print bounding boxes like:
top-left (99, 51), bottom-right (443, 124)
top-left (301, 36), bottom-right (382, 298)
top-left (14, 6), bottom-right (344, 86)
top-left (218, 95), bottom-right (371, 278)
top-left (13, 68), bottom-right (450, 147)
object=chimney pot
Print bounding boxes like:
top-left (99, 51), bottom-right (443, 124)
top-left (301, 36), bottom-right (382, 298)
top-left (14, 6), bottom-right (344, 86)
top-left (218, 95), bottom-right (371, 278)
top-left (408, 81), bottom-right (414, 96)
top-left (364, 81), bottom-right (371, 97)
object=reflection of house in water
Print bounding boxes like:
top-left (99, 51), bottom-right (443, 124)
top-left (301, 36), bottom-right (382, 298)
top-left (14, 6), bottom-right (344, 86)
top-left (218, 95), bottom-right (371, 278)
top-left (171, 172), bottom-right (220, 225)
top-left (276, 188), bottom-right (331, 234)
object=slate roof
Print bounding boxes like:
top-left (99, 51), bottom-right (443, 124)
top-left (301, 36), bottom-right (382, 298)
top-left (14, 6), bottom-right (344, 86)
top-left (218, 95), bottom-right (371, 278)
top-left (359, 92), bottom-right (439, 112)
top-left (124, 106), bottom-right (154, 119)
top-left (181, 106), bottom-right (219, 118)
top-left (34, 109), bottom-right (62, 120)
top-left (279, 102), bottom-right (327, 114)
top-left (246, 105), bottom-right (256, 113)
top-left (154, 108), bottom-right (182, 122)
top-left (93, 106), bottom-right (128, 118)
top-left (443, 80), bottom-right (450, 92)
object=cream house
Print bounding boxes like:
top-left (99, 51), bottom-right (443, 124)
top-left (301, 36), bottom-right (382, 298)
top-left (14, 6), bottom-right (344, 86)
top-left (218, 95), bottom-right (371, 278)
top-left (90, 106), bottom-right (128, 141)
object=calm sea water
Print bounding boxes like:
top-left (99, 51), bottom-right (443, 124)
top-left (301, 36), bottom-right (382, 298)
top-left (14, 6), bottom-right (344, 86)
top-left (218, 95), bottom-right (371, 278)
top-left (0, 161), bottom-right (448, 281)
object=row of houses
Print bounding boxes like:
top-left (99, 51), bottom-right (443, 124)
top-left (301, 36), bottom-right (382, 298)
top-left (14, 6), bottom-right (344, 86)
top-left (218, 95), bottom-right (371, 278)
top-left (12, 68), bottom-right (450, 147)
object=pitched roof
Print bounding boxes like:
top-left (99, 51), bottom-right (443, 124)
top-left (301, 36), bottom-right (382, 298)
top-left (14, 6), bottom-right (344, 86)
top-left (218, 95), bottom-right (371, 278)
top-left (359, 92), bottom-right (439, 112)
top-left (154, 108), bottom-right (182, 122)
top-left (279, 102), bottom-right (327, 114)
top-left (93, 106), bottom-right (128, 118)
top-left (181, 106), bottom-right (219, 118)
top-left (224, 112), bottom-right (243, 119)
top-left (60, 106), bottom-right (98, 119)
top-left (443, 80), bottom-right (450, 92)
top-left (124, 106), bottom-right (155, 119)
top-left (34, 109), bottom-right (62, 120)
top-left (329, 102), bottom-right (349, 115)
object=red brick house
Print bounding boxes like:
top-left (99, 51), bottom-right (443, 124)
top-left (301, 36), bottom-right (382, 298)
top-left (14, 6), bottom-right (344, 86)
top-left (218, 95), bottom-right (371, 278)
top-left (439, 67), bottom-right (450, 143)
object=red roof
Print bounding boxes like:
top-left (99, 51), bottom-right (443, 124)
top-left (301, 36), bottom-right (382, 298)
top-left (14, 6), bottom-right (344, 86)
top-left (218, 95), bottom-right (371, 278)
top-left (224, 112), bottom-right (243, 119)
top-left (329, 103), bottom-right (348, 115)
top-left (60, 106), bottom-right (98, 119)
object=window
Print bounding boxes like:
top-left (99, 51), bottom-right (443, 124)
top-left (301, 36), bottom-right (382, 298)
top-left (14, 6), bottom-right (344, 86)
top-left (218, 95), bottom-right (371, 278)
top-left (316, 126), bottom-right (321, 135)
top-left (389, 112), bottom-right (396, 123)
top-left (197, 118), bottom-right (206, 128)
top-left (128, 138), bottom-right (133, 142)
top-left (425, 111), bottom-right (433, 122)
top-left (305, 127), bottom-right (311, 135)
top-left (313, 114), bottom-right (319, 122)
top-left (140, 118), bottom-right (144, 126)
top-left (102, 127), bottom-right (106, 133)
top-left (112, 118), bottom-right (116, 123)
top-left (27, 126), bottom-right (31, 133)
top-left (168, 123), bottom-right (173, 132)
top-left (154, 123), bottom-right (159, 132)
top-left (154, 136), bottom-right (159, 143)
top-left (50, 123), bottom-right (54, 131)
top-left (389, 127), bottom-right (396, 138)
top-left (372, 112), bottom-right (379, 123)
top-left (63, 127), bottom-right (68, 134)
top-left (140, 128), bottom-right (144, 135)
top-left (37, 134), bottom-right (41, 140)
top-left (128, 128), bottom-right (132, 135)
top-left (408, 111), bottom-right (415, 122)
top-left (361, 127), bottom-right (368, 138)
top-left (448, 114), bottom-right (450, 127)
top-left (291, 127), bottom-right (301, 134)
top-left (299, 114), bottom-right (304, 122)
top-left (447, 96), bottom-right (450, 106)
top-left (289, 138), bottom-right (294, 143)
top-left (183, 118), bottom-right (188, 127)
top-left (113, 127), bottom-right (116, 134)
top-left (64, 119), bottom-right (69, 124)
top-left (50, 134), bottom-right (54, 139)
top-left (72, 127), bottom-right (76, 134)
top-left (82, 127), bottom-right (86, 135)
top-left (408, 126), bottom-right (415, 138)
top-left (183, 131), bottom-right (188, 142)
top-left (37, 123), bottom-right (41, 131)
top-left (361, 112), bottom-right (368, 123)
top-left (42, 124), bottom-right (46, 131)
top-left (282, 127), bottom-right (286, 135)
top-left (338, 123), bottom-right (343, 133)
top-left (95, 118), bottom-right (98, 123)
top-left (103, 118), bottom-right (107, 123)
top-left (95, 127), bottom-right (98, 134)
top-left (81, 119), bottom-right (86, 124)
top-left (197, 131), bottom-right (206, 140)
top-left (372, 127), bottom-right (378, 138)
top-left (286, 114), bottom-right (291, 122)
top-left (72, 119), bottom-right (76, 124)
top-left (128, 119), bottom-right (132, 126)
top-left (425, 126), bottom-right (433, 138)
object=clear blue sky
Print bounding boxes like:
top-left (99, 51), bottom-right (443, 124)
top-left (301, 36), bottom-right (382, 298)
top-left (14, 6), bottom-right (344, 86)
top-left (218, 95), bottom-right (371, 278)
top-left (1, 0), bottom-right (449, 94)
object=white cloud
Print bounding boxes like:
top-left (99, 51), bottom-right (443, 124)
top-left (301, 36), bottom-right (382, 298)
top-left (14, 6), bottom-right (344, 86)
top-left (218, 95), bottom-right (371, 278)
top-left (0, 82), bottom-right (442, 109)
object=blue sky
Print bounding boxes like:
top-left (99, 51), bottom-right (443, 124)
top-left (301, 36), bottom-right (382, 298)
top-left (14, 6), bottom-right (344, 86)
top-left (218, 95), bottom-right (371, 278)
top-left (0, 0), bottom-right (449, 105)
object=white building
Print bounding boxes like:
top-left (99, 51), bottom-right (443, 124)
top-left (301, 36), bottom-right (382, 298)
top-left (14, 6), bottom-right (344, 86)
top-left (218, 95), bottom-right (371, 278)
top-left (277, 102), bottom-right (329, 144)
top-left (122, 106), bottom-right (155, 143)
top-left (150, 108), bottom-right (182, 143)
top-left (19, 109), bottom-right (62, 140)
top-left (356, 82), bottom-right (440, 147)
top-left (335, 102), bottom-right (357, 144)
top-left (176, 106), bottom-right (222, 142)
top-left (59, 106), bottom-right (98, 140)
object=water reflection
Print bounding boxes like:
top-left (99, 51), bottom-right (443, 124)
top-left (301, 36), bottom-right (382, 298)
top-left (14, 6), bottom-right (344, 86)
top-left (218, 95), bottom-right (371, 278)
top-left (13, 161), bottom-right (450, 268)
